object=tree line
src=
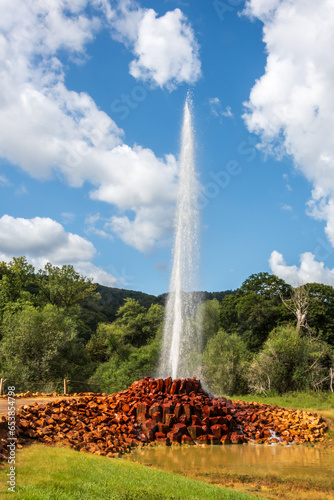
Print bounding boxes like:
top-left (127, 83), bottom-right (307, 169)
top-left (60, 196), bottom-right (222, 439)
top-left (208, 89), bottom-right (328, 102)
top-left (0, 258), bottom-right (333, 396)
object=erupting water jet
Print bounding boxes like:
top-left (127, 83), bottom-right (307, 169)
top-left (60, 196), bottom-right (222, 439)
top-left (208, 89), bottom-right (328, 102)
top-left (159, 95), bottom-right (202, 379)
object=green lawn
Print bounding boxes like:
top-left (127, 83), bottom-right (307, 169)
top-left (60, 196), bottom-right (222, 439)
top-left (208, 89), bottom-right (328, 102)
top-left (0, 443), bottom-right (260, 500)
top-left (230, 391), bottom-right (334, 412)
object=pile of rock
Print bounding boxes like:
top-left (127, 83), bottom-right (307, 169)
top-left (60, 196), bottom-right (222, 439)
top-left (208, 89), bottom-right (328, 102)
top-left (0, 377), bottom-right (328, 461)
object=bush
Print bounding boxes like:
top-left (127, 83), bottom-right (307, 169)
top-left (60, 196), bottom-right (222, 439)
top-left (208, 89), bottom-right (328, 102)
top-left (202, 329), bottom-right (250, 395)
top-left (248, 324), bottom-right (332, 394)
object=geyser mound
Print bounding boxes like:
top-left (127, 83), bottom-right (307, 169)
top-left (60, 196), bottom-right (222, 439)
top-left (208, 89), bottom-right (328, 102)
top-left (0, 378), bottom-right (327, 460)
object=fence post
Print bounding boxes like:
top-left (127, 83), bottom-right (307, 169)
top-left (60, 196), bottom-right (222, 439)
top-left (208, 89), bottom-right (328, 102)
top-left (63, 379), bottom-right (68, 395)
top-left (0, 378), bottom-right (3, 396)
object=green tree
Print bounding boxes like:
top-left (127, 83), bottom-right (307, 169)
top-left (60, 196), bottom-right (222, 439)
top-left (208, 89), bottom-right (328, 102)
top-left (86, 299), bottom-right (165, 361)
top-left (37, 263), bottom-right (99, 309)
top-left (89, 337), bottom-right (161, 393)
top-left (248, 324), bottom-right (331, 394)
top-left (307, 283), bottom-right (334, 346)
top-left (219, 273), bottom-right (294, 351)
top-left (239, 272), bottom-right (292, 299)
top-left (202, 329), bottom-right (250, 395)
top-left (0, 257), bottom-right (36, 316)
top-left (0, 304), bottom-right (87, 392)
top-left (196, 299), bottom-right (220, 349)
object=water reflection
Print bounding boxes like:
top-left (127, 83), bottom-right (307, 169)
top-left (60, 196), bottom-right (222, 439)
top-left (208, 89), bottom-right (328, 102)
top-left (125, 444), bottom-right (334, 480)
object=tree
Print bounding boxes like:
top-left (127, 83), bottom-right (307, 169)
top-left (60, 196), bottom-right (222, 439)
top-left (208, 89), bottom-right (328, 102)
top-left (37, 263), bottom-right (99, 309)
top-left (248, 324), bottom-right (331, 394)
top-left (280, 285), bottom-right (310, 331)
top-left (219, 273), bottom-right (294, 351)
top-left (89, 338), bottom-right (160, 393)
top-left (195, 299), bottom-right (220, 349)
top-left (0, 304), bottom-right (87, 392)
top-left (86, 299), bottom-right (165, 361)
top-left (307, 283), bottom-right (334, 346)
top-left (239, 272), bottom-right (292, 299)
top-left (202, 329), bottom-right (250, 395)
top-left (0, 257), bottom-right (36, 315)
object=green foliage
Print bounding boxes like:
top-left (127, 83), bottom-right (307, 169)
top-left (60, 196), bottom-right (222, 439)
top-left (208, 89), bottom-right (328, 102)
top-left (87, 299), bottom-right (165, 391)
top-left (239, 272), bottom-right (292, 298)
top-left (0, 304), bottom-right (87, 392)
top-left (307, 283), bottom-right (334, 346)
top-left (89, 339), bottom-right (161, 393)
top-left (37, 262), bottom-right (99, 308)
top-left (0, 257), bottom-right (36, 316)
top-left (203, 329), bottom-right (250, 395)
top-left (220, 273), bottom-right (295, 351)
top-left (196, 299), bottom-right (220, 349)
top-left (248, 324), bottom-right (332, 394)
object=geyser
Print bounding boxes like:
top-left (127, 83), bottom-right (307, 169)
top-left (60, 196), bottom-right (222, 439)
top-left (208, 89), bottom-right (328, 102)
top-left (159, 95), bottom-right (202, 379)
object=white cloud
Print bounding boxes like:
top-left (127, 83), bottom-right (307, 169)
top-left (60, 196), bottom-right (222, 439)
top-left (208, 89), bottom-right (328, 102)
top-left (281, 203), bottom-right (292, 211)
top-left (269, 250), bottom-right (334, 287)
top-left (243, 0), bottom-right (334, 283)
top-left (0, 1), bottom-right (183, 252)
top-left (209, 98), bottom-right (233, 119)
top-left (128, 8), bottom-right (201, 90)
top-left (97, 0), bottom-right (201, 89)
top-left (0, 175), bottom-right (9, 186)
top-left (109, 205), bottom-right (174, 253)
top-left (0, 215), bottom-right (119, 286)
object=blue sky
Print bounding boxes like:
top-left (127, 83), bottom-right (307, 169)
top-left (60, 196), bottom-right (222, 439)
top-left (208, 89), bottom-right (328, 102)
top-left (1, 0), bottom-right (334, 295)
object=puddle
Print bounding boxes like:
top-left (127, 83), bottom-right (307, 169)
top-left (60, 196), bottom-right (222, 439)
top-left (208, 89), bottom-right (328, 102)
top-left (125, 444), bottom-right (334, 481)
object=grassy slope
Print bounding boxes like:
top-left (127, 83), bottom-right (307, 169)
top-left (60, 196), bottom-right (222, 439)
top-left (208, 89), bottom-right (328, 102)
top-left (0, 443), bottom-right (259, 500)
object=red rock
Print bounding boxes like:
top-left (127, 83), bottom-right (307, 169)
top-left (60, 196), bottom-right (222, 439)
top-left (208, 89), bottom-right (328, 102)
top-left (149, 404), bottom-right (162, 417)
top-left (230, 432), bottom-right (243, 444)
top-left (208, 434), bottom-right (220, 445)
top-left (183, 404), bottom-right (192, 420)
top-left (165, 413), bottom-right (176, 427)
top-left (170, 379), bottom-right (180, 395)
top-left (162, 404), bottom-right (174, 422)
top-left (196, 435), bottom-right (209, 444)
top-left (152, 412), bottom-right (162, 423)
top-left (211, 424), bottom-right (223, 439)
top-left (220, 435), bottom-right (231, 445)
top-left (158, 422), bottom-right (170, 434)
top-left (187, 425), bottom-right (203, 440)
top-left (174, 403), bottom-right (183, 419)
top-left (167, 430), bottom-right (182, 443)
top-left (172, 423), bottom-right (187, 435)
top-left (181, 434), bottom-right (194, 445)
top-left (179, 414), bottom-right (189, 426)
top-left (191, 415), bottom-right (201, 426)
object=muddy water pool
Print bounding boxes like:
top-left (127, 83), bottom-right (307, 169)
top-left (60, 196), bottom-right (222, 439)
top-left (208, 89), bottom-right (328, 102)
top-left (125, 443), bottom-right (334, 481)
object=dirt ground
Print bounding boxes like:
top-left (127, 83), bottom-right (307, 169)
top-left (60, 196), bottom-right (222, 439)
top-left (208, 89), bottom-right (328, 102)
top-left (0, 396), bottom-right (81, 417)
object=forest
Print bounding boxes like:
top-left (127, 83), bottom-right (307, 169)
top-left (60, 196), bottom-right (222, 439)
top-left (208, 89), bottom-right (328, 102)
top-left (0, 257), bottom-right (333, 396)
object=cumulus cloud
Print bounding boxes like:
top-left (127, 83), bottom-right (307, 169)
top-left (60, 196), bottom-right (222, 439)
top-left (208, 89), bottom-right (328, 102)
top-left (109, 206), bottom-right (174, 253)
top-left (0, 215), bottom-right (120, 286)
top-left (0, 1), bottom-right (188, 252)
top-left (243, 0), bottom-right (334, 284)
top-left (105, 1), bottom-right (201, 90)
top-left (269, 250), bottom-right (334, 287)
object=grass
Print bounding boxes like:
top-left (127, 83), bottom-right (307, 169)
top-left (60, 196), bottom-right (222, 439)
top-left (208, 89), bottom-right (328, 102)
top-left (0, 443), bottom-right (260, 500)
top-left (230, 391), bottom-right (334, 412)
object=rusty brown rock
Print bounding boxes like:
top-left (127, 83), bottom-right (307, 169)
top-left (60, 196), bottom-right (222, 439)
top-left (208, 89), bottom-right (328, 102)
top-left (0, 376), bottom-right (327, 463)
